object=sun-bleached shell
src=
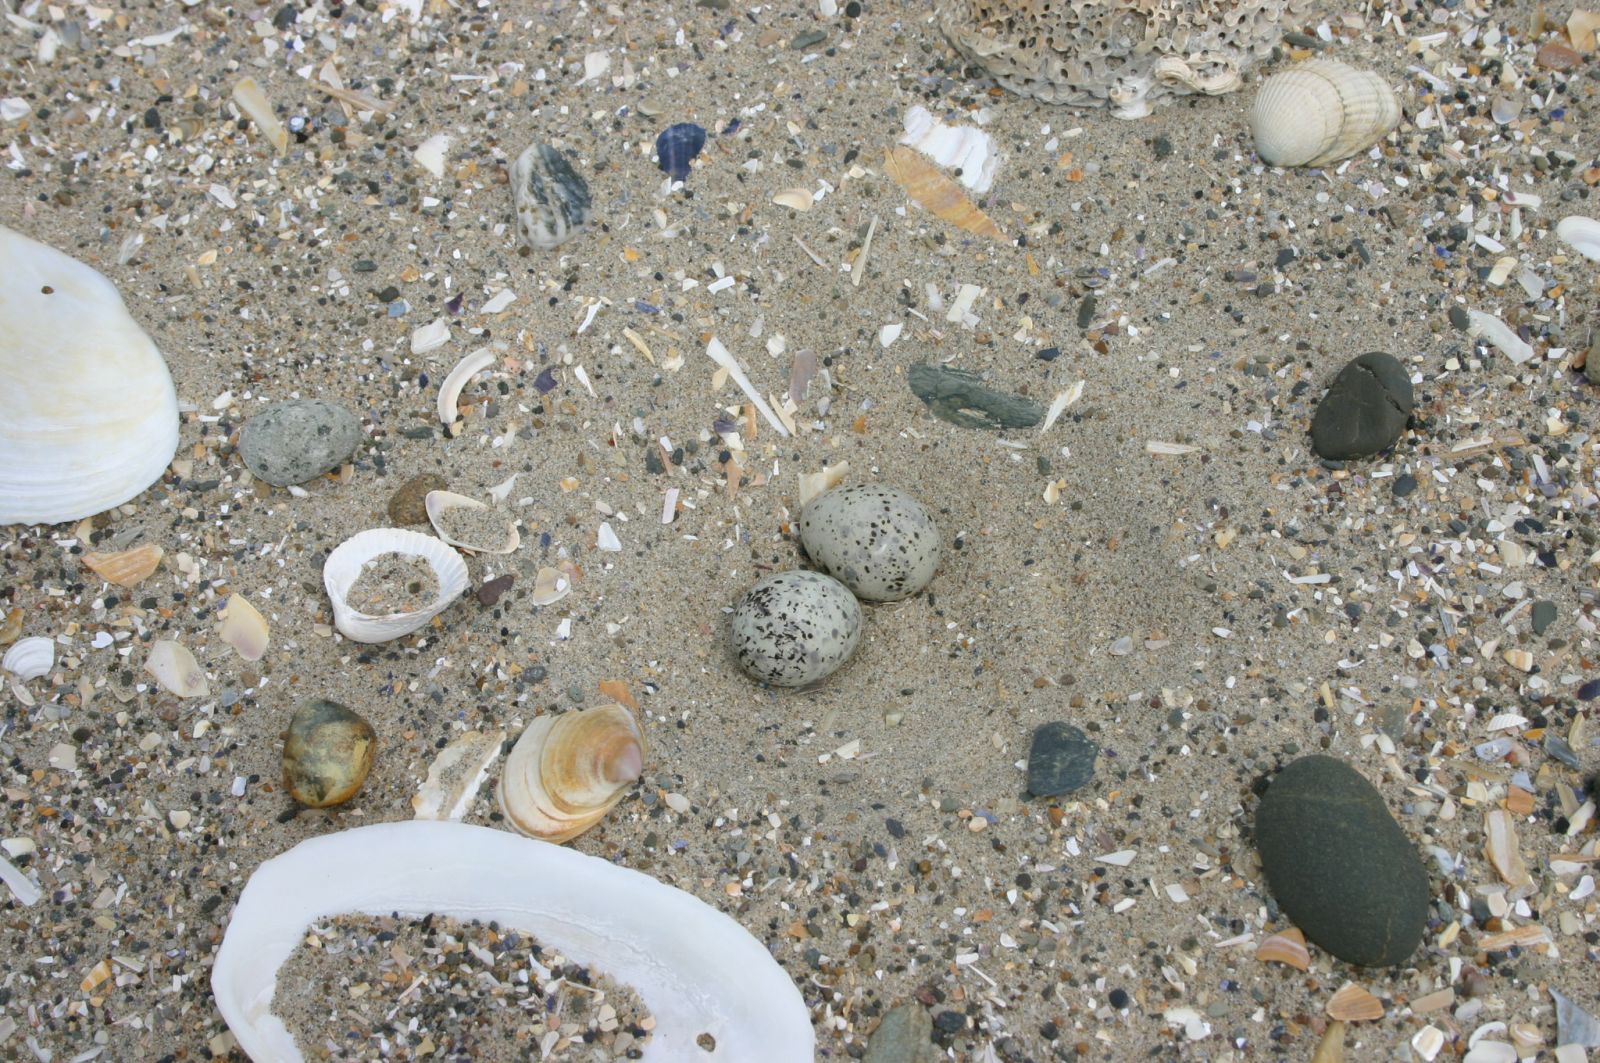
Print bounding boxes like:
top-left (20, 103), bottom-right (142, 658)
top-left (2, 636), bottom-right (54, 682)
top-left (145, 639), bottom-right (209, 698)
top-left (531, 565), bottom-right (575, 606)
top-left (424, 490), bottom-right (519, 554)
top-left (82, 543), bottom-right (164, 587)
top-left (898, 105), bottom-right (1000, 193)
top-left (0, 224), bottom-right (180, 526)
top-left (1485, 808), bottom-right (1532, 887)
top-left (231, 77), bottom-right (288, 156)
top-left (772, 187), bottom-right (814, 211)
top-left (1467, 309), bottom-right (1535, 364)
top-left (1255, 926), bottom-right (1310, 970)
top-left (436, 344), bottom-right (499, 425)
top-left (1249, 60), bottom-right (1401, 168)
top-left (210, 820), bottom-right (814, 1062)
top-left (322, 528), bottom-right (469, 643)
top-left (1556, 216), bottom-right (1600, 263)
top-left (218, 594), bottom-right (270, 662)
top-left (499, 703), bottom-right (644, 842)
top-left (412, 729), bottom-right (505, 820)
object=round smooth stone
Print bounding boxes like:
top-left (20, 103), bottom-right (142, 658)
top-left (1309, 351), bottom-right (1413, 460)
top-left (387, 474), bottom-right (447, 525)
top-left (239, 399), bottom-right (361, 486)
top-left (1254, 755), bottom-right (1429, 966)
top-left (730, 571), bottom-right (862, 688)
top-left (798, 485), bottom-right (940, 602)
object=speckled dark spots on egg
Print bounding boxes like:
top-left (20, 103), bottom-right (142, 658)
top-left (730, 571), bottom-right (862, 687)
top-left (797, 485), bottom-right (940, 602)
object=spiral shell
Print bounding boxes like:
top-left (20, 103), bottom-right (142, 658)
top-left (322, 528), bottom-right (469, 643)
top-left (498, 703), bottom-right (644, 842)
top-left (1249, 60), bottom-right (1401, 168)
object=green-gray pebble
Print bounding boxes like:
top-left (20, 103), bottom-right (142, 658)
top-left (1531, 600), bottom-right (1557, 636)
top-left (239, 399), bottom-right (361, 486)
top-left (1309, 352), bottom-right (1413, 460)
top-left (863, 1002), bottom-right (940, 1063)
top-left (907, 364), bottom-right (1043, 430)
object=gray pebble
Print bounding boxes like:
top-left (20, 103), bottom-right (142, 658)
top-left (238, 399), bottom-right (361, 486)
top-left (1531, 600), bottom-right (1557, 636)
top-left (863, 1002), bottom-right (940, 1063)
top-left (1025, 722), bottom-right (1097, 798)
top-left (1309, 352), bottom-right (1413, 460)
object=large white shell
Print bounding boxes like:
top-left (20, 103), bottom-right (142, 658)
top-left (424, 490), bottom-right (519, 554)
top-left (0, 224), bottom-right (180, 525)
top-left (1556, 216), bottom-right (1600, 263)
top-left (322, 528), bottom-right (469, 643)
top-left (1249, 60), bottom-right (1401, 168)
top-left (2, 636), bottom-right (54, 682)
top-left (210, 821), bottom-right (815, 1062)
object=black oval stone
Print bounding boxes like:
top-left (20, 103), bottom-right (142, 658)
top-left (1309, 352), bottom-right (1413, 460)
top-left (1255, 755), bottom-right (1429, 967)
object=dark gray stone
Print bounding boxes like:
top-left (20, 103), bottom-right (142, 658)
top-left (863, 1003), bottom-right (940, 1063)
top-left (1255, 755), bottom-right (1429, 967)
top-left (907, 364), bottom-right (1043, 430)
top-left (1025, 722), bottom-right (1097, 798)
top-left (238, 399), bottom-right (361, 486)
top-left (1531, 600), bottom-right (1557, 636)
top-left (1309, 352), bottom-right (1413, 460)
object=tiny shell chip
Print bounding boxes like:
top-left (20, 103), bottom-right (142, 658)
top-left (798, 484), bottom-right (940, 601)
top-left (655, 122), bottom-right (706, 181)
top-left (81, 543), bottom-right (163, 587)
top-left (145, 639), bottom-right (209, 698)
top-left (218, 594), bottom-right (270, 662)
top-left (511, 143), bottom-right (593, 251)
top-left (730, 570), bottom-right (863, 688)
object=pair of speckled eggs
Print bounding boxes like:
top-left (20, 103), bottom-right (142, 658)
top-left (730, 485), bottom-right (940, 688)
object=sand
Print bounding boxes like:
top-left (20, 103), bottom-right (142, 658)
top-left (1, 0), bottom-right (1598, 1059)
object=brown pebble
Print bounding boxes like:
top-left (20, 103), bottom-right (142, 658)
top-left (477, 574), bottom-right (515, 606)
top-left (1535, 40), bottom-right (1582, 69)
top-left (387, 474), bottom-right (448, 525)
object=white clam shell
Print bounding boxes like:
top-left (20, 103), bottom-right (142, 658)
top-left (0, 224), bottom-right (180, 526)
top-left (1249, 60), bottom-right (1401, 168)
top-left (210, 821), bottom-right (815, 1062)
top-left (436, 344), bottom-right (499, 425)
top-left (424, 490), bottom-right (520, 554)
top-left (2, 636), bottom-right (54, 682)
top-left (1556, 215), bottom-right (1600, 263)
top-left (145, 638), bottom-right (210, 698)
top-left (218, 593), bottom-right (270, 662)
top-left (322, 528), bottom-right (468, 643)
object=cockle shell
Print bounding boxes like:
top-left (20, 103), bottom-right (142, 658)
top-left (2, 636), bottom-right (54, 682)
top-left (210, 821), bottom-right (815, 1062)
top-left (321, 528), bottom-right (469, 643)
top-left (81, 543), bottom-right (163, 587)
top-left (424, 490), bottom-right (519, 554)
top-left (145, 639), bottom-right (209, 698)
top-left (0, 224), bottom-right (180, 526)
top-left (511, 142), bottom-right (593, 251)
top-left (498, 703), bottom-right (644, 842)
top-left (1249, 60), bottom-right (1401, 168)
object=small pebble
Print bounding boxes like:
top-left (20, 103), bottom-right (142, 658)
top-left (238, 400), bottom-right (362, 487)
top-left (1025, 722), bottom-right (1097, 798)
top-left (387, 474), bottom-right (448, 525)
top-left (1309, 352), bottom-right (1413, 460)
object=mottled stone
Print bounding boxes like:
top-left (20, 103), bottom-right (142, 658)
top-left (1025, 722), bottom-right (1098, 798)
top-left (1310, 352), bottom-right (1413, 460)
top-left (1255, 755), bottom-right (1429, 967)
top-left (387, 474), bottom-right (447, 525)
top-left (238, 399), bottom-right (361, 486)
top-left (864, 1002), bottom-right (940, 1063)
top-left (907, 364), bottom-right (1043, 430)
top-left (511, 143), bottom-right (592, 251)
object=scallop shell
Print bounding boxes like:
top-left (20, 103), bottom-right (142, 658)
top-left (217, 593), bottom-right (270, 661)
top-left (81, 543), bottom-right (163, 587)
top-left (424, 490), bottom-right (519, 554)
top-left (1249, 60), bottom-right (1401, 168)
top-left (145, 638), bottom-right (209, 698)
top-left (210, 821), bottom-right (815, 1062)
top-left (1326, 981), bottom-right (1384, 1022)
top-left (511, 142), bottom-right (593, 251)
top-left (2, 636), bottom-right (54, 682)
top-left (0, 224), bottom-right (180, 526)
top-left (322, 529), bottom-right (469, 644)
top-left (498, 703), bottom-right (644, 842)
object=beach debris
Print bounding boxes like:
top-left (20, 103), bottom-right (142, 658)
top-left (655, 122), bottom-right (706, 180)
top-left (1146, 440), bottom-right (1203, 455)
top-left (1326, 982), bottom-right (1384, 1021)
top-left (1552, 988), bottom-right (1600, 1048)
top-left (1025, 722), bottom-right (1098, 798)
top-left (1255, 756), bottom-right (1429, 966)
top-left (731, 571), bottom-right (862, 687)
top-left (884, 146), bottom-right (1006, 241)
top-left (144, 639), bottom-right (208, 698)
top-left (772, 187), bottom-right (814, 211)
top-left (413, 133), bottom-right (450, 177)
top-left (1571, 9), bottom-right (1600, 51)
top-left (237, 399), bottom-right (362, 487)
top-left (412, 729), bottom-right (505, 821)
top-left (898, 105), bottom-right (1000, 193)
top-left (211, 821), bottom-right (815, 1061)
top-left (530, 565), bottom-right (574, 606)
top-left (1249, 60), bottom-right (1401, 168)
top-left (1412, 1026), bottom-right (1447, 1062)
top-left (799, 485), bottom-right (940, 601)
top-left (0, 608), bottom-right (21, 645)
top-left (1312, 1021), bottom-right (1348, 1063)
top-left (283, 698), bottom-right (377, 808)
top-left (1467, 309), bottom-right (1536, 364)
top-left (797, 461), bottom-right (850, 509)
top-left (410, 318), bottom-right (450, 355)
top-left (705, 336), bottom-right (790, 437)
top-left (0, 224), bottom-right (179, 525)
top-left (499, 703), bottom-right (644, 842)
top-left (386, 474), bottom-right (447, 525)
top-left (511, 142), bottom-right (592, 251)
top-left (425, 490), bottom-right (519, 554)
top-left (1484, 809), bottom-right (1533, 887)
top-left (217, 594), bottom-right (270, 662)
top-left (863, 1002), bottom-right (940, 1063)
top-left (0, 852), bottom-right (41, 906)
top-left (1309, 352), bottom-right (1413, 460)
top-left (1040, 380), bottom-right (1085, 434)
top-left (907, 363), bottom-right (1043, 429)
top-left (2, 636), bottom-right (53, 682)
top-left (436, 345), bottom-right (499, 425)
top-left (1556, 216), bottom-right (1600, 263)
top-left (81, 543), bottom-right (163, 587)
top-left (1255, 927), bottom-right (1311, 970)
top-left (322, 529), bottom-right (469, 643)
top-left (231, 77), bottom-right (288, 156)
top-left (852, 215), bottom-right (878, 287)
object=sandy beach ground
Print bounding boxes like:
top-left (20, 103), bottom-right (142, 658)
top-left (2, 0), bottom-right (1599, 1059)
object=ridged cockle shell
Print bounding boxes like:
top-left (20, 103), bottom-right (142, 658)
top-left (498, 702), bottom-right (644, 842)
top-left (1249, 60), bottom-right (1401, 168)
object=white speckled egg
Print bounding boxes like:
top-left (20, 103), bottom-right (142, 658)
top-left (731, 571), bottom-right (862, 688)
top-left (797, 485), bottom-right (940, 602)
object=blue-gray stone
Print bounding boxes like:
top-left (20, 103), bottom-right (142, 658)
top-left (238, 399), bottom-right (361, 486)
top-left (1026, 722), bottom-right (1097, 798)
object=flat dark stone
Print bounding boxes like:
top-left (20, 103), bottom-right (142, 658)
top-left (238, 399), bottom-right (362, 486)
top-left (1531, 600), bottom-right (1557, 636)
top-left (1255, 755), bottom-right (1429, 967)
top-left (1310, 352), bottom-right (1413, 460)
top-left (1026, 722), bottom-right (1097, 798)
top-left (477, 574), bottom-right (514, 606)
top-left (908, 364), bottom-right (1043, 430)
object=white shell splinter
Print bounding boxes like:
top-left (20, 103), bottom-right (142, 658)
top-left (211, 821), bottom-right (815, 1062)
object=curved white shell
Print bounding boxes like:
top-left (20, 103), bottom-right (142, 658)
top-left (2, 636), bottom-right (54, 682)
top-left (210, 821), bottom-right (815, 1062)
top-left (0, 224), bottom-right (180, 525)
top-left (1249, 60), bottom-right (1401, 168)
top-left (322, 528), bottom-right (469, 643)
top-left (1556, 216), bottom-right (1600, 263)
top-left (424, 490), bottom-right (520, 554)
top-left (436, 344), bottom-right (499, 425)
top-left (145, 638), bottom-right (210, 698)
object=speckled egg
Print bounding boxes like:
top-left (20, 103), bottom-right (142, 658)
top-left (731, 571), bottom-right (863, 688)
top-left (797, 485), bottom-right (940, 601)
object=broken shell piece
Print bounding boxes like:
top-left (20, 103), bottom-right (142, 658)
top-left (412, 729), bottom-right (505, 820)
top-left (1467, 309), bottom-right (1535, 364)
top-left (898, 105), bottom-right (1000, 193)
top-left (0, 852), bottom-right (41, 907)
top-left (210, 821), bottom-right (815, 1062)
top-left (1255, 927), bottom-right (1310, 970)
top-left (1485, 809), bottom-right (1532, 887)
top-left (436, 345), bottom-right (499, 425)
top-left (282, 698), bottom-right (376, 808)
top-left (218, 594), bottom-right (270, 662)
top-left (1556, 216), bottom-right (1600, 263)
top-left (2, 636), bottom-right (53, 682)
top-left (797, 461), bottom-right (850, 509)
top-left (81, 543), bottom-right (163, 587)
top-left (413, 133), bottom-right (450, 178)
top-left (1326, 982), bottom-right (1384, 1022)
top-left (1249, 60), bottom-right (1401, 168)
top-left (530, 565), bottom-right (573, 606)
top-left (425, 490), bottom-right (519, 554)
top-left (511, 142), bottom-right (593, 251)
top-left (884, 146), bottom-right (1006, 242)
top-left (145, 639), bottom-right (208, 698)
top-left (772, 187), bottom-right (814, 211)
top-left (499, 703), bottom-right (644, 842)
top-left (322, 529), bottom-right (469, 644)
top-left (232, 77), bottom-right (289, 156)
